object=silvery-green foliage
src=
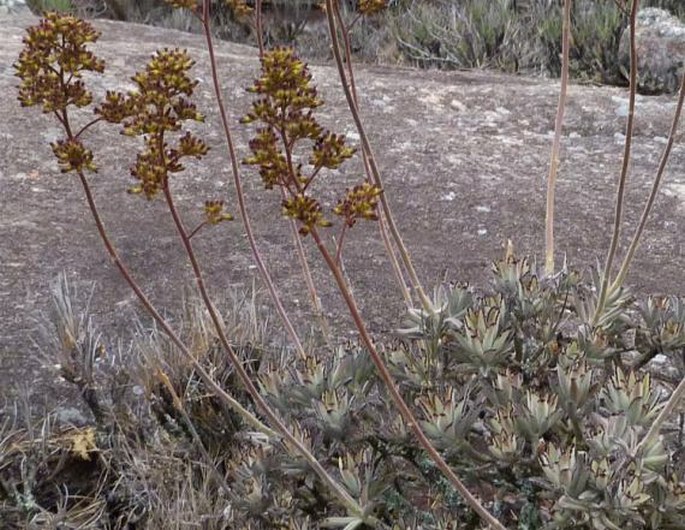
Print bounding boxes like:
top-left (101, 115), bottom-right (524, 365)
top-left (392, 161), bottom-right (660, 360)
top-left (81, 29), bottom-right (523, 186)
top-left (395, 252), bottom-right (685, 528)
top-left (11, 255), bottom-right (685, 528)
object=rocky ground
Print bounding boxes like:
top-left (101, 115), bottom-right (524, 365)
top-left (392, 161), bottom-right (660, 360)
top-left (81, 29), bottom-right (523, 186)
top-left (1, 10), bottom-right (684, 407)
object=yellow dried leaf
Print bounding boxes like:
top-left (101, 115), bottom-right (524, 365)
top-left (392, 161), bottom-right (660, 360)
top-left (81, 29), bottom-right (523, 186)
top-left (69, 427), bottom-right (97, 460)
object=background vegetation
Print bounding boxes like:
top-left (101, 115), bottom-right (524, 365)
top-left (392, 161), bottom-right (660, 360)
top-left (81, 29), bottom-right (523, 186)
top-left (23, 0), bottom-right (685, 86)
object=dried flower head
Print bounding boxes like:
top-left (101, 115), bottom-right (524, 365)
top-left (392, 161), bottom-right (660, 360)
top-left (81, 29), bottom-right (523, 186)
top-left (242, 47), bottom-right (322, 129)
top-left (282, 194), bottom-right (331, 235)
top-left (51, 138), bottom-right (97, 174)
top-left (95, 48), bottom-right (208, 198)
top-left (243, 127), bottom-right (290, 189)
top-left (242, 47), bottom-right (362, 237)
top-left (358, 0), bottom-right (388, 16)
top-left (311, 132), bottom-right (357, 170)
top-left (203, 200), bottom-right (234, 225)
top-left (333, 182), bottom-right (382, 227)
top-left (15, 12), bottom-right (104, 112)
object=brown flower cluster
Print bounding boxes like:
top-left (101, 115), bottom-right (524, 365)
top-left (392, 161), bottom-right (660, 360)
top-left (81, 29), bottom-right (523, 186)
top-left (14, 13), bottom-right (105, 176)
top-left (51, 138), bottom-right (97, 174)
top-left (311, 132), bottom-right (356, 170)
top-left (203, 200), bottom-right (234, 225)
top-left (16, 12), bottom-right (229, 230)
top-left (242, 47), bottom-right (379, 237)
top-left (282, 194), bottom-right (332, 236)
top-left (15, 12), bottom-right (104, 113)
top-left (95, 48), bottom-right (209, 198)
top-left (357, 0), bottom-right (388, 16)
top-left (333, 182), bottom-right (382, 228)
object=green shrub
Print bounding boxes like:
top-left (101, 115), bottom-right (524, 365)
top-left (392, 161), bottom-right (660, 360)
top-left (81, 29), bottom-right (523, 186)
top-left (26, 0), bottom-right (73, 13)
top-left (385, 0), bottom-right (631, 82)
top-left (535, 1), bottom-right (628, 84)
top-left (386, 0), bottom-right (528, 72)
top-left (25, 1), bottom-right (685, 86)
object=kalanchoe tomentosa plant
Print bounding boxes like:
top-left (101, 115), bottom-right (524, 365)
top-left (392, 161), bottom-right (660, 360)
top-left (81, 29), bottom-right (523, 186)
top-left (12, 12), bottom-right (381, 529)
top-left (395, 251), bottom-right (685, 528)
top-left (11, 4), bottom-right (685, 530)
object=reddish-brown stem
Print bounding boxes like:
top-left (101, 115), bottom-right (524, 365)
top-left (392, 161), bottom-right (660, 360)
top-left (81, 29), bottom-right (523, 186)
top-left (335, 223), bottom-right (348, 267)
top-left (611, 72), bottom-right (685, 291)
top-left (279, 184), bottom-right (332, 341)
top-left (69, 110), bottom-right (362, 525)
top-left (544, 0), bottom-right (570, 276)
top-left (593, 0), bottom-right (639, 325)
top-left (332, 3), bottom-right (412, 310)
top-left (308, 226), bottom-right (506, 530)
top-left (255, 0), bottom-right (264, 57)
top-left (198, 4), bottom-right (307, 359)
top-left (56, 108), bottom-right (72, 135)
top-left (281, 177), bottom-right (299, 197)
top-left (75, 117), bottom-right (103, 139)
top-left (161, 183), bottom-right (365, 519)
top-left (195, 9), bottom-right (361, 512)
top-left (279, 128), bottom-right (299, 189)
top-left (73, 170), bottom-right (274, 437)
top-left (333, 6), bottom-right (358, 107)
top-left (256, 0), bottom-right (331, 334)
top-left (318, 4), bottom-right (504, 525)
top-left (325, 0), bottom-right (429, 312)
top-left (187, 220), bottom-right (207, 239)
top-left (376, 212), bottom-right (412, 309)
top-left (302, 166), bottom-right (322, 192)
top-left (275, 109), bottom-right (330, 340)
top-left (45, 52), bottom-right (274, 441)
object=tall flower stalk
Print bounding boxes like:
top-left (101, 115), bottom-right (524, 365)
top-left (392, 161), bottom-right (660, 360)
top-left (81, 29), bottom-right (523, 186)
top-left (192, 0), bottom-right (310, 359)
top-left (239, 43), bottom-right (506, 530)
top-left (328, 0), bottom-right (413, 309)
top-left (544, 0), bottom-right (571, 276)
top-left (15, 13), bottom-right (370, 523)
top-left (13, 12), bottom-right (277, 444)
top-left (324, 0), bottom-right (433, 313)
top-left (250, 0), bottom-right (333, 340)
top-left (593, 0), bottom-right (639, 325)
top-left (610, 72), bottom-right (685, 291)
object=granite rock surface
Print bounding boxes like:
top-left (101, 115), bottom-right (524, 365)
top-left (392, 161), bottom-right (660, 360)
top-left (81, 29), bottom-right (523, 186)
top-left (1, 10), bottom-right (684, 402)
